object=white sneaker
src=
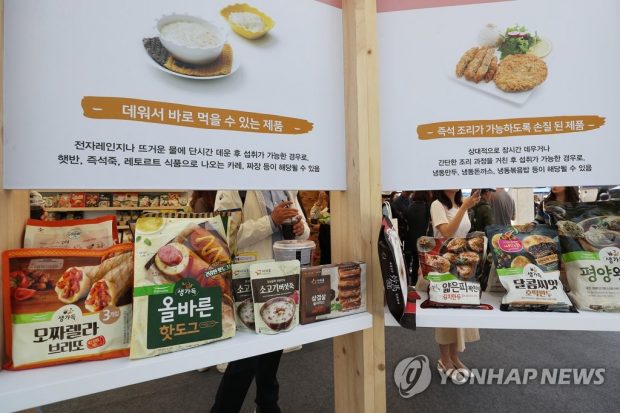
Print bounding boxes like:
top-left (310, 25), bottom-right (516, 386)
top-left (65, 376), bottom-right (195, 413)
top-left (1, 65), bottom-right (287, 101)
top-left (283, 345), bottom-right (302, 353)
top-left (216, 363), bottom-right (228, 373)
top-left (196, 367), bottom-right (210, 372)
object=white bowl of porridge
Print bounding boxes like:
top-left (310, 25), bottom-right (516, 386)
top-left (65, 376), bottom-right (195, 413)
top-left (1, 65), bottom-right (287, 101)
top-left (260, 297), bottom-right (296, 332)
top-left (157, 14), bottom-right (227, 65)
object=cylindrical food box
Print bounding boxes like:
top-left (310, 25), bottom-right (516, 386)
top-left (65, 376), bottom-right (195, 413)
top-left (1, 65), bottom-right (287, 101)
top-left (273, 240), bottom-right (316, 267)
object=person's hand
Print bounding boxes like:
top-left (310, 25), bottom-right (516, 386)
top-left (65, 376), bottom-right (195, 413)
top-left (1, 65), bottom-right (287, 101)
top-left (462, 190), bottom-right (481, 210)
top-left (293, 215), bottom-right (305, 237)
top-left (293, 216), bottom-right (305, 236)
top-left (271, 201), bottom-right (299, 225)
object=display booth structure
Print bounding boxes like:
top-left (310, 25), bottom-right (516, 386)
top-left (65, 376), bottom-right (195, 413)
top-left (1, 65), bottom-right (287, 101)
top-left (2, 0), bottom-right (620, 412)
top-left (0, 0), bottom-right (386, 412)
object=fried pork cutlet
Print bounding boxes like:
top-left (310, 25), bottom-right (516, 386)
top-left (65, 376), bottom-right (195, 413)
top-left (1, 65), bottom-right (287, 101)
top-left (494, 54), bottom-right (548, 92)
top-left (474, 48), bottom-right (496, 83)
top-left (455, 47), bottom-right (479, 77)
top-left (484, 56), bottom-right (498, 82)
top-left (464, 47), bottom-right (489, 81)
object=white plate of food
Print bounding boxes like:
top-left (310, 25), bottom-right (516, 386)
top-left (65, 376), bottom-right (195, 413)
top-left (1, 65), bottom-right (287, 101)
top-left (451, 24), bottom-right (551, 105)
top-left (450, 63), bottom-right (534, 105)
top-left (143, 39), bottom-right (240, 80)
top-left (143, 37), bottom-right (240, 80)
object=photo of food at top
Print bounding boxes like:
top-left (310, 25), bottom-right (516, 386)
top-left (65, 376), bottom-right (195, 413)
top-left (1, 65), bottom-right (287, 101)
top-left (454, 24), bottom-right (551, 100)
top-left (143, 3), bottom-right (274, 79)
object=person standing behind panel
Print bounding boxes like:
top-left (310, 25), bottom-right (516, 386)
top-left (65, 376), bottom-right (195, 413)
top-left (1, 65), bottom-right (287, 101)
top-left (491, 187), bottom-right (515, 226)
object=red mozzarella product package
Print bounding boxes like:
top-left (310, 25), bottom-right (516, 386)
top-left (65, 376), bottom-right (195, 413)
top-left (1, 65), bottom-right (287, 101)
top-left (3, 244), bottom-right (134, 370)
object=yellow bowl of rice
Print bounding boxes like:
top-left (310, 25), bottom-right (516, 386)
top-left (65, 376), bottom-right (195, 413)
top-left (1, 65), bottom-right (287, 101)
top-left (220, 3), bottom-right (275, 40)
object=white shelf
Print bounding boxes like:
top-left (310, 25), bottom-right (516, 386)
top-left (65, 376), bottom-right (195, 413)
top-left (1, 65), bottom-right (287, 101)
top-left (47, 206), bottom-right (185, 212)
top-left (388, 292), bottom-right (620, 331)
top-left (0, 312), bottom-right (372, 412)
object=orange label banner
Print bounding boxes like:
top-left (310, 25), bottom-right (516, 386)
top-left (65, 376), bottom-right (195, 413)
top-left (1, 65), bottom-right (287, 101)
top-left (417, 116), bottom-right (605, 140)
top-left (82, 96), bottom-right (314, 135)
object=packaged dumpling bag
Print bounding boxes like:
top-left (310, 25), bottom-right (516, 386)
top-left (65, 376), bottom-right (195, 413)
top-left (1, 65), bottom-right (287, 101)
top-left (416, 233), bottom-right (490, 309)
top-left (486, 223), bottom-right (574, 312)
top-left (130, 214), bottom-right (235, 359)
top-left (549, 201), bottom-right (620, 312)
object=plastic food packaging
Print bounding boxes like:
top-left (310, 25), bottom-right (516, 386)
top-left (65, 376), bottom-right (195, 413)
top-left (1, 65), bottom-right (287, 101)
top-left (232, 260), bottom-right (273, 332)
top-left (130, 214), bottom-right (235, 359)
top-left (300, 262), bottom-right (366, 324)
top-left (378, 216), bottom-right (416, 329)
top-left (416, 233), bottom-right (488, 309)
top-left (486, 223), bottom-right (574, 312)
top-left (3, 244), bottom-right (134, 369)
top-left (549, 201), bottom-right (620, 312)
top-left (24, 215), bottom-right (118, 249)
top-left (250, 260), bottom-right (300, 335)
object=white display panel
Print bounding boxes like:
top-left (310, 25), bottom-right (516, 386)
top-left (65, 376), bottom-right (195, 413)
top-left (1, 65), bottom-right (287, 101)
top-left (379, 0), bottom-right (620, 190)
top-left (3, 0), bottom-right (345, 190)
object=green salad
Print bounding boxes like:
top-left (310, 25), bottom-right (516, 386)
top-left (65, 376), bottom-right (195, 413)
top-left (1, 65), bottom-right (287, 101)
top-left (498, 25), bottom-right (540, 59)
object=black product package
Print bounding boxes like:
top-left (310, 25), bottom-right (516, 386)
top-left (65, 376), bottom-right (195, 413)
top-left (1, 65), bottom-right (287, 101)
top-left (378, 216), bottom-right (416, 329)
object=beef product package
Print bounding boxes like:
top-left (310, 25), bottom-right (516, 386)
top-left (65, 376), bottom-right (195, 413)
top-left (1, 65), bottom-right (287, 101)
top-left (300, 262), bottom-right (367, 324)
top-left (549, 201), bottom-right (620, 312)
top-left (232, 260), bottom-right (273, 332)
top-left (250, 260), bottom-right (300, 335)
top-left (417, 233), bottom-right (488, 308)
top-left (130, 214), bottom-right (234, 359)
top-left (2, 244), bottom-right (133, 370)
top-left (378, 216), bottom-right (416, 329)
top-left (24, 215), bottom-right (118, 249)
top-left (486, 223), bottom-right (574, 312)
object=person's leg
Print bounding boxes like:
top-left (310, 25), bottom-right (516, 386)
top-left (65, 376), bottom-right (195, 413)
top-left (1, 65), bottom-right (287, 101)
top-left (254, 350), bottom-right (283, 413)
top-left (449, 343), bottom-right (463, 365)
top-left (211, 356), bottom-right (257, 413)
top-left (439, 344), bottom-right (454, 369)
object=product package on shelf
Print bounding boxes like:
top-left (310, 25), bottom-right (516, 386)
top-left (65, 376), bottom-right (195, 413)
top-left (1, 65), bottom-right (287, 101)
top-left (113, 193), bottom-right (138, 208)
top-left (250, 260), bottom-right (300, 335)
top-left (70, 192), bottom-right (85, 208)
top-left (85, 193), bottom-right (99, 208)
top-left (24, 215), bottom-right (118, 249)
top-left (42, 194), bottom-right (58, 208)
top-left (98, 193), bottom-right (112, 207)
top-left (149, 195), bottom-right (160, 207)
top-left (130, 214), bottom-right (236, 359)
top-left (300, 262), bottom-right (367, 324)
top-left (232, 260), bottom-right (273, 332)
top-left (168, 193), bottom-right (180, 207)
top-left (486, 223), bottom-right (574, 312)
top-left (416, 233), bottom-right (490, 309)
top-left (159, 194), bottom-right (170, 207)
top-left (378, 216), bottom-right (417, 329)
top-left (2, 244), bottom-right (134, 369)
top-left (139, 195), bottom-right (151, 208)
top-left (58, 193), bottom-right (71, 208)
top-left (549, 201), bottom-right (620, 312)
top-left (178, 193), bottom-right (189, 207)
